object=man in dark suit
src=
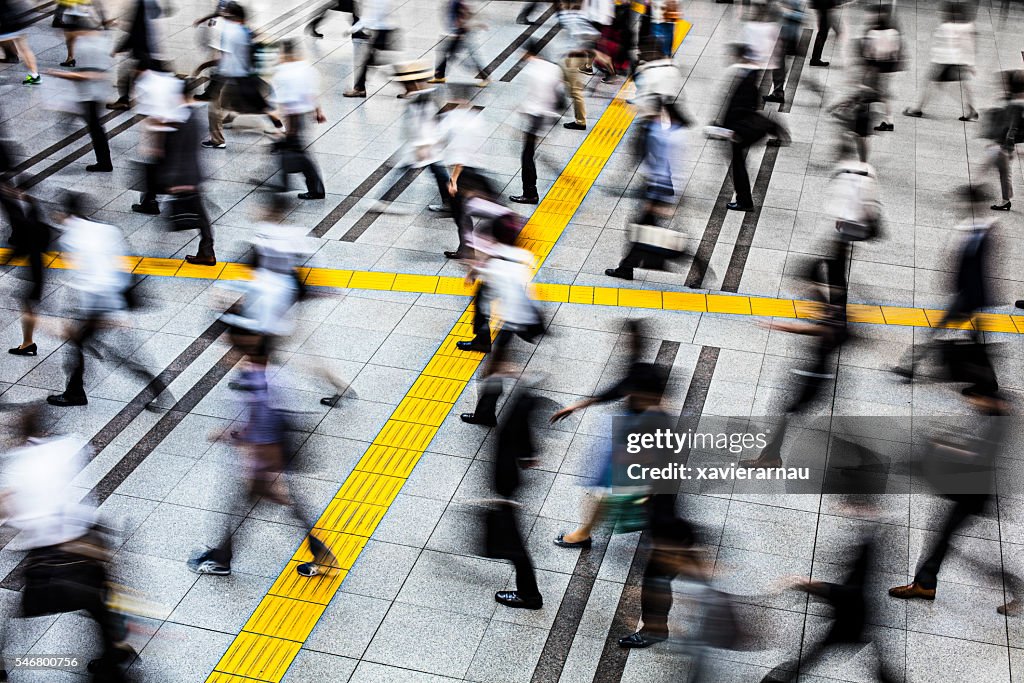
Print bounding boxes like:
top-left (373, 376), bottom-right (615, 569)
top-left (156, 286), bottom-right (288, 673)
top-left (809, 0), bottom-right (838, 67)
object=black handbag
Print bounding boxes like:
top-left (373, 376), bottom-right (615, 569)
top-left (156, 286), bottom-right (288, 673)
top-left (167, 192), bottom-right (204, 232)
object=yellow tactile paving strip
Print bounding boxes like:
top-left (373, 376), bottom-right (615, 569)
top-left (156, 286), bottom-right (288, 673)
top-left (200, 21), bottom-right (692, 683)
top-left (5, 247), bottom-right (1021, 333)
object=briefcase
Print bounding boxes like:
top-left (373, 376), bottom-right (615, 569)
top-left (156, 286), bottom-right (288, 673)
top-left (628, 223), bottom-right (685, 255)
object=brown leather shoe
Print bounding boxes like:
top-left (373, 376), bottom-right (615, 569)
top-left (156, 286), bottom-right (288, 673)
top-left (888, 582), bottom-right (935, 600)
top-left (998, 599), bottom-right (1021, 616)
top-left (185, 255), bottom-right (217, 266)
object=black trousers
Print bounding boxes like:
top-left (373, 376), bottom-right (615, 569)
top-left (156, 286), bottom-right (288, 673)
top-left (192, 194), bottom-right (216, 259)
top-left (309, 0), bottom-right (359, 32)
top-left (83, 100), bottom-right (111, 167)
top-left (810, 8), bottom-right (836, 63)
top-left (639, 548), bottom-right (679, 639)
top-left (435, 30), bottom-right (486, 80)
top-left (491, 504), bottom-right (540, 598)
top-left (282, 114), bottom-right (325, 197)
top-left (521, 115), bottom-right (543, 198)
top-left (139, 161), bottom-right (161, 208)
top-left (517, 1), bottom-right (539, 21)
top-left (731, 140), bottom-right (753, 207)
top-left (450, 167), bottom-right (487, 255)
top-left (353, 29), bottom-right (391, 91)
top-left (65, 313), bottom-right (102, 399)
top-left (914, 495), bottom-right (986, 590)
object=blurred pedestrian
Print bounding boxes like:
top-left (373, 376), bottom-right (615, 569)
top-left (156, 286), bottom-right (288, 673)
top-left (271, 39), bottom-right (327, 201)
top-left (428, 0), bottom-right (489, 87)
top-left (107, 0), bottom-right (164, 111)
top-left (437, 87), bottom-right (493, 258)
top-left (202, 2), bottom-right (282, 149)
top-left (555, 0), bottom-right (598, 130)
top-left (763, 0), bottom-right (806, 105)
top-left (485, 385), bottom-right (544, 610)
top-left (2, 182), bottom-right (50, 357)
top-left (0, 0), bottom-right (41, 84)
top-left (904, 1), bottom-right (977, 121)
top-left (56, 0), bottom-right (107, 68)
top-left (48, 17), bottom-right (114, 172)
top-left (860, 4), bottom-right (903, 132)
top-left (307, 0), bottom-right (367, 40)
top-left (579, 0), bottom-right (617, 82)
top-left (343, 0), bottom-right (397, 98)
top-left (808, 0), bottom-right (838, 67)
top-left (510, 39), bottom-right (564, 205)
top-left (131, 66), bottom-right (185, 214)
top-left (984, 69), bottom-right (1023, 211)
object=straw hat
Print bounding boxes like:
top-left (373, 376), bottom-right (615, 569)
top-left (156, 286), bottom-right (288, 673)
top-left (392, 60), bottom-right (432, 82)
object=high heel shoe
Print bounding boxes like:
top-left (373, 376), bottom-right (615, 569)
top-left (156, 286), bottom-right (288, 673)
top-left (958, 108), bottom-right (978, 122)
top-left (8, 343), bottom-right (37, 356)
top-left (60, 58), bottom-right (76, 67)
top-left (991, 201), bottom-right (1011, 211)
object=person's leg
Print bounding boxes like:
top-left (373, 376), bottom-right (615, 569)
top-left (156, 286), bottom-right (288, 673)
top-left (65, 314), bottom-right (101, 399)
top-left (810, 9), bottom-right (829, 63)
top-left (435, 34), bottom-right (457, 79)
top-left (996, 148), bottom-right (1013, 203)
top-left (913, 497), bottom-right (978, 590)
top-left (428, 162), bottom-right (451, 207)
top-left (520, 117), bottom-right (540, 198)
top-left (13, 38), bottom-right (36, 76)
top-left (607, 243), bottom-right (645, 279)
top-left (563, 56), bottom-right (586, 126)
top-left (208, 82), bottom-right (228, 145)
top-left (307, 8), bottom-right (328, 36)
top-left (634, 552), bottom-right (675, 641)
top-left (731, 142), bottom-right (752, 207)
top-left (195, 195), bottom-right (217, 260)
top-left (469, 283), bottom-right (492, 348)
top-left (84, 101), bottom-right (112, 168)
top-left (504, 507), bottom-right (541, 598)
top-left (960, 76), bottom-right (976, 116)
top-left (353, 44), bottom-right (371, 91)
top-left (517, 1), bottom-right (538, 23)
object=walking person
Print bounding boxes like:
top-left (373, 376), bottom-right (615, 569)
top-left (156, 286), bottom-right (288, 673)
top-left (0, 0), bottom-right (41, 84)
top-left (202, 1), bottom-right (282, 149)
top-left (860, 4), bottom-right (903, 132)
top-left (510, 39), bottom-right (564, 205)
top-left (2, 181), bottom-right (50, 357)
top-left (437, 86), bottom-right (493, 258)
top-left (307, 0), bottom-right (367, 40)
top-left (985, 69), bottom-right (1023, 211)
top-left (271, 39), bottom-right (327, 201)
top-left (556, 0), bottom-right (598, 131)
top-left (48, 17), bottom-right (114, 172)
top-left (343, 0), bottom-right (397, 98)
top-left (808, 0), bottom-right (838, 67)
top-left (719, 43), bottom-right (789, 212)
top-left (131, 66), bottom-right (184, 215)
top-left (429, 0), bottom-right (489, 87)
top-left (484, 385), bottom-right (544, 610)
top-left (107, 0), bottom-right (164, 111)
top-left (904, 1), bottom-right (977, 121)
top-left (56, 0), bottom-right (106, 67)
top-left (762, 0), bottom-right (806, 105)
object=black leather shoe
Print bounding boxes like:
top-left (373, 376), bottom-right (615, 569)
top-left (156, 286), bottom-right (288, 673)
top-left (495, 591), bottom-right (543, 609)
top-left (618, 631), bottom-right (665, 648)
top-left (992, 201), bottom-right (1011, 211)
top-left (86, 164), bottom-right (113, 173)
top-left (809, 59), bottom-right (829, 67)
top-left (298, 192), bottom-right (326, 200)
top-left (727, 201), bottom-right (754, 212)
top-left (8, 343), bottom-right (37, 356)
top-left (604, 267), bottom-right (633, 281)
top-left (509, 194), bottom-right (539, 205)
top-left (563, 122), bottom-right (586, 130)
top-left (47, 393), bottom-right (88, 407)
top-left (762, 91), bottom-right (784, 104)
top-left (554, 533), bottom-right (593, 549)
top-left (132, 202), bottom-right (159, 215)
top-left (456, 340), bottom-right (490, 353)
top-left (444, 250), bottom-right (471, 259)
top-left (874, 121), bottom-right (894, 132)
top-left (1016, 300), bottom-right (1024, 309)
top-left (461, 412), bottom-right (497, 426)
top-left (903, 108), bottom-right (923, 118)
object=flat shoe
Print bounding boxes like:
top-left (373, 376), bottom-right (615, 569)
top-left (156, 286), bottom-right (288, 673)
top-left (554, 533), bottom-right (593, 549)
top-left (8, 343), bottom-right (37, 356)
top-left (888, 582), bottom-right (935, 600)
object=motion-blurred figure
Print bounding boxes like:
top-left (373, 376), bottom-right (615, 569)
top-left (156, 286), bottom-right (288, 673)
top-left (808, 0), bottom-right (838, 67)
top-left (271, 39), bottom-right (327, 201)
top-left (343, 0), bottom-right (397, 98)
top-left (107, 0), bottom-right (164, 111)
top-left (307, 0), bottom-right (366, 40)
top-left (555, 0), bottom-right (598, 131)
top-left (48, 17), bottom-right (114, 172)
top-left (859, 4), bottom-right (903, 132)
top-left (762, 498), bottom-right (898, 682)
top-left (437, 87), bottom-right (492, 258)
top-left (203, 2), bottom-right (282, 149)
top-left (55, 0), bottom-right (106, 68)
top-left (46, 194), bottom-right (133, 408)
top-left (579, 0), bottom-right (617, 82)
top-left (889, 390), bottom-right (1018, 614)
top-left (484, 385), bottom-right (544, 610)
top-left (131, 66), bottom-right (183, 215)
top-left (0, 410), bottom-right (133, 681)
top-left (605, 98), bottom-right (696, 281)
top-left (458, 201), bottom-right (543, 425)
top-left (190, 196), bottom-right (337, 579)
top-left (894, 186), bottom-right (993, 382)
top-left (763, 0), bottom-right (806, 106)
top-left (0, 0), bottom-right (42, 84)
top-left (167, 79), bottom-right (218, 266)
top-left (903, 1), bottom-right (977, 121)
top-left (510, 39), bottom-right (564, 205)
top-left (428, 0), bottom-right (488, 87)
top-left (719, 43), bottom-right (789, 212)
top-left (984, 69), bottom-right (1023, 212)
top-left (2, 181), bottom-right (50, 357)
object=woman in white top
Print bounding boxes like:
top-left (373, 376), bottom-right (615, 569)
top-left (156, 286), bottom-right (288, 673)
top-left (904, 1), bottom-right (977, 121)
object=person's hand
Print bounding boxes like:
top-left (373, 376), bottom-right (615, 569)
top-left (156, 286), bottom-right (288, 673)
top-left (549, 407), bottom-right (574, 423)
top-left (447, 178), bottom-right (457, 196)
top-left (315, 109), bottom-right (327, 124)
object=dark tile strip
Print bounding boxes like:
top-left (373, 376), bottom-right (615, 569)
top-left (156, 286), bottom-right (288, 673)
top-left (499, 22), bottom-right (561, 82)
top-left (529, 339), bottom-right (682, 683)
top-left (480, 3), bottom-right (558, 79)
top-left (21, 115), bottom-right (144, 190)
top-left (719, 143), bottom-right (779, 292)
top-left (309, 152), bottom-right (403, 238)
top-left (88, 320), bottom-right (228, 454)
top-left (592, 344), bottom-right (719, 683)
top-left (684, 174), bottom-right (733, 289)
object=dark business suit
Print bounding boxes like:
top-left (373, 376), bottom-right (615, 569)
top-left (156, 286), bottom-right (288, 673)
top-left (724, 67), bottom-right (768, 208)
